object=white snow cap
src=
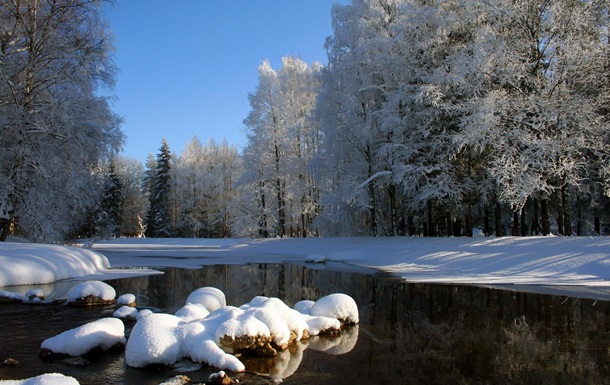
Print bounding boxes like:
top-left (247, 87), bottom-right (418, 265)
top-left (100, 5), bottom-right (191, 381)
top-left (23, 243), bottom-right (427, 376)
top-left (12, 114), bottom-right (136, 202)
top-left (41, 318), bottom-right (125, 357)
top-left (0, 373), bottom-right (80, 385)
top-left (185, 287), bottom-right (226, 312)
top-left (113, 305), bottom-right (138, 319)
top-left (175, 303), bottom-right (210, 322)
top-left (117, 293), bottom-right (136, 305)
top-left (66, 280), bottom-right (116, 303)
top-left (311, 293), bottom-right (359, 324)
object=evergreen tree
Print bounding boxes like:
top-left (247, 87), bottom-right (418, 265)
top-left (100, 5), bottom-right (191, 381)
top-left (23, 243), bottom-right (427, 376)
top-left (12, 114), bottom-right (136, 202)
top-left (145, 139), bottom-right (173, 238)
top-left (97, 159), bottom-right (124, 237)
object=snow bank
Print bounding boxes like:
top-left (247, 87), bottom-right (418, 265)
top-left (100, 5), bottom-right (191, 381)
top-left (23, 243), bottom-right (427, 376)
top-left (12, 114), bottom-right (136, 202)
top-left (0, 242), bottom-right (109, 287)
top-left (0, 373), bottom-right (79, 385)
top-left (93, 236), bottom-right (610, 287)
top-left (40, 317), bottom-right (125, 357)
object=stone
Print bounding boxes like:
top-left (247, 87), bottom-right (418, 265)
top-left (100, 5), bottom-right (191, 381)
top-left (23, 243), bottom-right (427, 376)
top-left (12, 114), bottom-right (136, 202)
top-left (66, 294), bottom-right (116, 307)
top-left (2, 358), bottom-right (18, 366)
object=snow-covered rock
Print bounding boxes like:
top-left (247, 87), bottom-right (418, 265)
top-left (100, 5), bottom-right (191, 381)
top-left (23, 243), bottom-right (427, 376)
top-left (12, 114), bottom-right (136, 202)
top-left (117, 293), bottom-right (136, 307)
top-left (294, 300), bottom-right (314, 315)
top-left (65, 281), bottom-right (116, 306)
top-left (113, 305), bottom-right (139, 320)
top-left (0, 373), bottom-right (80, 385)
top-left (124, 288), bottom-right (358, 373)
top-left (185, 287), bottom-right (226, 312)
top-left (310, 293), bottom-right (359, 324)
top-left (40, 318), bottom-right (125, 360)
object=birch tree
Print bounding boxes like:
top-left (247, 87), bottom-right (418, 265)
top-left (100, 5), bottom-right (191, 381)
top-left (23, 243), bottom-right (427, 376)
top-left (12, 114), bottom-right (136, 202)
top-left (0, 0), bottom-right (123, 241)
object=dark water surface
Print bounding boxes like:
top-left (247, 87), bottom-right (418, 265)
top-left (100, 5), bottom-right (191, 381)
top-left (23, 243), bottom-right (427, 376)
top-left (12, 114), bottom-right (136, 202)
top-left (2, 263), bottom-right (610, 384)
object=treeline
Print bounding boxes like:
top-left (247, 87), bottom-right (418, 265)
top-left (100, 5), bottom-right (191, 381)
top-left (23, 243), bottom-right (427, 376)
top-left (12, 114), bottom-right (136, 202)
top-left (3, 0), bottom-right (610, 241)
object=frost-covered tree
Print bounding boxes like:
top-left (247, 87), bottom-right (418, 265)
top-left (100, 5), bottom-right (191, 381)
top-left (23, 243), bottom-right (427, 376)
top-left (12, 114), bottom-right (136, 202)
top-left (171, 136), bottom-right (241, 238)
top-left (145, 139), bottom-right (173, 238)
top-left (116, 156), bottom-right (146, 237)
top-left (240, 57), bottom-right (321, 237)
top-left (455, 0), bottom-right (610, 235)
top-left (0, 0), bottom-right (123, 241)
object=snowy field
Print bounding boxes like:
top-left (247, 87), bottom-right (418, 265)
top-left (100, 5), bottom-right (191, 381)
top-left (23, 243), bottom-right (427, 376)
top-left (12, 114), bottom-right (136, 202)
top-left (2, 235), bottom-right (610, 295)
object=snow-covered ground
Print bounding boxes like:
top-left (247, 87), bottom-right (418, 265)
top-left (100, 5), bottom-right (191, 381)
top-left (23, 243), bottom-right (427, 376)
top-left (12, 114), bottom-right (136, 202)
top-left (89, 236), bottom-right (610, 286)
top-left (2, 235), bottom-right (610, 293)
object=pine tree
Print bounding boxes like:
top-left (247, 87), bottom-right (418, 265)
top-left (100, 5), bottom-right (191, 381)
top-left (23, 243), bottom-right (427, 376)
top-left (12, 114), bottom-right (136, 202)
top-left (97, 159), bottom-right (124, 237)
top-left (146, 139), bottom-right (173, 238)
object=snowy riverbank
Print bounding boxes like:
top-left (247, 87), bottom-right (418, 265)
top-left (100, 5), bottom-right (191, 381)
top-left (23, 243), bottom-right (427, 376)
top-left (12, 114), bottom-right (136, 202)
top-left (2, 236), bottom-right (610, 289)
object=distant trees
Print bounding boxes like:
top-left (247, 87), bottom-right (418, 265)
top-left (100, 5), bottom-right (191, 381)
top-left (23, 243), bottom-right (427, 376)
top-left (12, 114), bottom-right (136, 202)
top-left (173, 137), bottom-right (240, 238)
top-left (0, 0), bottom-right (123, 241)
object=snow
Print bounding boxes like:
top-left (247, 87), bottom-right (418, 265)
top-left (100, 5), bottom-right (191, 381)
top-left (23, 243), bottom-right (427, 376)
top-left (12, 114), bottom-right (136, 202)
top-left (40, 318), bottom-right (125, 356)
top-left (88, 236), bottom-right (610, 289)
top-left (185, 287), bottom-right (226, 312)
top-left (113, 305), bottom-right (138, 319)
top-left (310, 293), bottom-right (359, 324)
top-left (124, 287), bottom-right (357, 372)
top-left (0, 373), bottom-right (79, 385)
top-left (65, 281), bottom-right (115, 303)
top-left (175, 303), bottom-right (210, 322)
top-left (0, 241), bottom-right (160, 289)
top-left (117, 293), bottom-right (136, 305)
top-left (0, 242), bottom-right (110, 287)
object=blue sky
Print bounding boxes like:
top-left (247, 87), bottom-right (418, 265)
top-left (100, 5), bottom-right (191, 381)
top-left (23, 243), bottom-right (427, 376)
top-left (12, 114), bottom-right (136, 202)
top-left (103, 1), bottom-right (340, 163)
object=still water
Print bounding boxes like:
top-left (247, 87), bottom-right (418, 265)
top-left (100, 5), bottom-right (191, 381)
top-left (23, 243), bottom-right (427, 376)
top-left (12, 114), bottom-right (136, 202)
top-left (1, 263), bottom-right (610, 384)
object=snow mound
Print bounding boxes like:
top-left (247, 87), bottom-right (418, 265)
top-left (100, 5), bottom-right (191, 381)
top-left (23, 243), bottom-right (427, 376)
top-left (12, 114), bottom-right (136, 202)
top-left (40, 317), bottom-right (125, 357)
top-left (117, 293), bottom-right (136, 306)
top-left (0, 373), bottom-right (80, 385)
top-left (0, 242), bottom-right (110, 287)
top-left (125, 313), bottom-right (186, 368)
top-left (294, 300), bottom-right (314, 315)
top-left (66, 281), bottom-right (116, 303)
top-left (175, 303), bottom-right (210, 322)
top-left (125, 313), bottom-right (244, 372)
top-left (113, 305), bottom-right (139, 320)
top-left (185, 287), bottom-right (226, 312)
top-left (311, 293), bottom-right (359, 324)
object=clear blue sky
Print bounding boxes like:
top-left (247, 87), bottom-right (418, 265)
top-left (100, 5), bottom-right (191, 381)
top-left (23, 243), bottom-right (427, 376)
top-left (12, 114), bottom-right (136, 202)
top-left (103, 1), bottom-right (341, 163)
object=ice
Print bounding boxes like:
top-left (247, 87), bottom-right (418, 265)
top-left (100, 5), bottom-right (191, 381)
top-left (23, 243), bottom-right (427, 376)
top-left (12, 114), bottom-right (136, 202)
top-left (40, 318), bottom-right (125, 356)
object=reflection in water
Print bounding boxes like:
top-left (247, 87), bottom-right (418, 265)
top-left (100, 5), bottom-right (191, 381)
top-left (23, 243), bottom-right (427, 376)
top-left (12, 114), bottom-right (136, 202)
top-left (1, 263), bottom-right (610, 384)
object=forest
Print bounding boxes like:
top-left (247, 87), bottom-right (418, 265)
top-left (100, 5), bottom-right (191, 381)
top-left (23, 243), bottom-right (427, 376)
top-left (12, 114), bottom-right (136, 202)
top-left (1, 0), bottom-right (610, 241)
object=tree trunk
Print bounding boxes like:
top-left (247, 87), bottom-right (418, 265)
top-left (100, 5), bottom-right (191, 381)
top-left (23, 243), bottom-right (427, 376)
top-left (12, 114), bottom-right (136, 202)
top-left (446, 211), bottom-right (453, 237)
top-left (541, 194), bottom-right (551, 235)
top-left (495, 202), bottom-right (502, 237)
top-left (511, 212), bottom-right (519, 236)
top-left (520, 207), bottom-right (527, 236)
top-left (484, 208), bottom-right (490, 236)
top-left (531, 198), bottom-right (540, 235)
top-left (562, 185), bottom-right (572, 236)
top-left (427, 200), bottom-right (435, 236)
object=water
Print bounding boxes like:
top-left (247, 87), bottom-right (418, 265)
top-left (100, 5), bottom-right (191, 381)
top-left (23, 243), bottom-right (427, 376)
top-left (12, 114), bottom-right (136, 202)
top-left (1, 263), bottom-right (610, 384)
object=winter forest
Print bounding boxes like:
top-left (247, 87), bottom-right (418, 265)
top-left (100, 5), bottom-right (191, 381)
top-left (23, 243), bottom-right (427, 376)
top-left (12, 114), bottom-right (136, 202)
top-left (2, 0), bottom-right (610, 242)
